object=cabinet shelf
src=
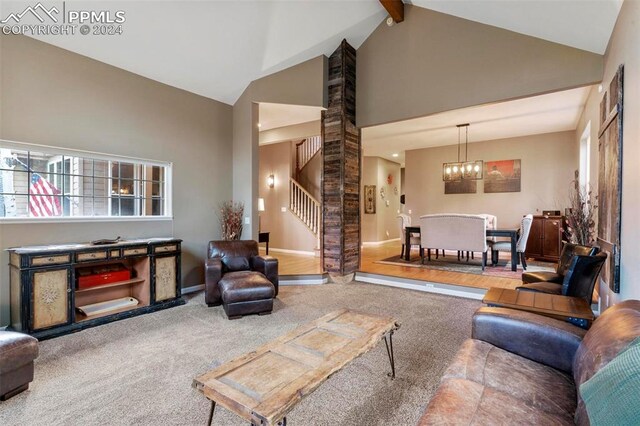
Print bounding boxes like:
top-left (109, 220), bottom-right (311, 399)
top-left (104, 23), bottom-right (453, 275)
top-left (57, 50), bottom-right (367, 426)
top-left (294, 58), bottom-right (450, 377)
top-left (75, 277), bottom-right (146, 294)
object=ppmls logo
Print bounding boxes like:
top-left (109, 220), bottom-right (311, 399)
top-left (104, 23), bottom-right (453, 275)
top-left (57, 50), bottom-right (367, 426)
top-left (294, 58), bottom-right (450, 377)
top-left (0, 3), bottom-right (59, 24)
top-left (1, 2), bottom-right (126, 36)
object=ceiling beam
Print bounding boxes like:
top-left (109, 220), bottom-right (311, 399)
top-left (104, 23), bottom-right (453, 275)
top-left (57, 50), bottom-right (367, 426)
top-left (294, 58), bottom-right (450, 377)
top-left (379, 0), bottom-right (404, 23)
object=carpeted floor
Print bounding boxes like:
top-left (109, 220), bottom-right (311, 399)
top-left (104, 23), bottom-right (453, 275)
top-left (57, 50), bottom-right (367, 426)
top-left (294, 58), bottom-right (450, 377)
top-left (0, 283), bottom-right (481, 426)
top-left (376, 254), bottom-right (555, 280)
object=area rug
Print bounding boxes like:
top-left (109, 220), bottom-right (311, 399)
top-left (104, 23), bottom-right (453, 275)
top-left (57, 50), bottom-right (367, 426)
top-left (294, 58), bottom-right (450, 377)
top-left (375, 253), bottom-right (555, 281)
top-left (0, 283), bottom-right (481, 426)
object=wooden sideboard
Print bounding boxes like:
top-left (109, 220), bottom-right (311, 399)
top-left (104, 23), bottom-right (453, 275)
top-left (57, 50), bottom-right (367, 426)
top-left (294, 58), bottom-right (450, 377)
top-left (8, 238), bottom-right (184, 339)
top-left (525, 215), bottom-right (565, 262)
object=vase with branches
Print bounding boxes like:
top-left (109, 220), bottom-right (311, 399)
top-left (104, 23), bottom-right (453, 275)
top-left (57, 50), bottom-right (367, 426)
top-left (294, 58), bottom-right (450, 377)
top-left (565, 171), bottom-right (597, 246)
top-left (218, 201), bottom-right (244, 240)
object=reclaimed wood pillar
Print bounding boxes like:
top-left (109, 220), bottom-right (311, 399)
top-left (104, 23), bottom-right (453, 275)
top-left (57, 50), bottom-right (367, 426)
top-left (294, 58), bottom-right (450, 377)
top-left (322, 40), bottom-right (360, 280)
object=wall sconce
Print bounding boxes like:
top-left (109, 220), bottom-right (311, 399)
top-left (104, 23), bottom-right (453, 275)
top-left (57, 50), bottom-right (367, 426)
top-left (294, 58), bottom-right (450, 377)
top-left (267, 174), bottom-right (275, 188)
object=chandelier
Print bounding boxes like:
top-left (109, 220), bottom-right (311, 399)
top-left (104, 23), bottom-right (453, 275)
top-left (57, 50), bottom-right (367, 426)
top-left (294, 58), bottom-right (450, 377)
top-left (442, 123), bottom-right (483, 181)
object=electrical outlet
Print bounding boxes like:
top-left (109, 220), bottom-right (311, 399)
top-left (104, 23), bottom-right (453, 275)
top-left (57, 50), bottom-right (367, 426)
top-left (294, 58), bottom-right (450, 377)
top-left (281, 207), bottom-right (287, 212)
top-left (244, 217), bottom-right (250, 225)
top-left (385, 231), bottom-right (389, 237)
top-left (408, 209), bottom-right (412, 214)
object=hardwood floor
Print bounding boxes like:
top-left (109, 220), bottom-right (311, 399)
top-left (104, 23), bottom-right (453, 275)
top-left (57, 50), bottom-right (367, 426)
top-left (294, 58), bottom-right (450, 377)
top-left (360, 242), bottom-right (521, 290)
top-left (260, 249), bottom-right (324, 275)
top-left (264, 241), bottom-right (522, 290)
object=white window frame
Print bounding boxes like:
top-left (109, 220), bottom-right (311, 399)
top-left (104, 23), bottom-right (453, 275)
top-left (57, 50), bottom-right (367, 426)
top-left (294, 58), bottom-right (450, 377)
top-left (0, 139), bottom-right (173, 223)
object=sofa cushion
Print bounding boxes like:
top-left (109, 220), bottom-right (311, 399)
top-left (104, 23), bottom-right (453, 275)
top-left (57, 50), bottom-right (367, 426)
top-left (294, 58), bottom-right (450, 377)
top-left (218, 271), bottom-right (275, 304)
top-left (442, 339), bottom-right (576, 418)
top-left (573, 300), bottom-right (640, 425)
top-left (418, 378), bottom-right (573, 426)
top-left (579, 337), bottom-right (640, 426)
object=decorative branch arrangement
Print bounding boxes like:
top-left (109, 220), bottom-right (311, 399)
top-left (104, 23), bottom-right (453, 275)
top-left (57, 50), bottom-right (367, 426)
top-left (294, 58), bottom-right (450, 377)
top-left (565, 171), bottom-right (597, 246)
top-left (218, 201), bottom-right (244, 240)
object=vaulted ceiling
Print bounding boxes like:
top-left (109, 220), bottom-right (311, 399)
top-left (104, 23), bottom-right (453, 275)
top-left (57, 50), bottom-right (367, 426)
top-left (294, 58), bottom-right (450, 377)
top-left (3, 0), bottom-right (622, 105)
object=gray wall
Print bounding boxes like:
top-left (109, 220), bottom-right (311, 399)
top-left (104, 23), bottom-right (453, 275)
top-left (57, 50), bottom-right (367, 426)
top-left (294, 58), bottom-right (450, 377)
top-left (582, 0), bottom-right (640, 308)
top-left (362, 157), bottom-right (402, 242)
top-left (356, 4), bottom-right (603, 128)
top-left (0, 35), bottom-right (233, 326)
top-left (404, 131), bottom-right (577, 229)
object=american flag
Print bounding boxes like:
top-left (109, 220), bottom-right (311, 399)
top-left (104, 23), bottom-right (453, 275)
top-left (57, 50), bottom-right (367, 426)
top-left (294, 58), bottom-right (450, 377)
top-left (29, 173), bottom-right (62, 217)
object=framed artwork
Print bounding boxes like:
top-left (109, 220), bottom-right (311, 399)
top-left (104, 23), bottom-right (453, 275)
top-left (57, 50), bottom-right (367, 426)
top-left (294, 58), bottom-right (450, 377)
top-left (364, 185), bottom-right (376, 214)
top-left (445, 180), bottom-right (477, 194)
top-left (484, 159), bottom-right (521, 193)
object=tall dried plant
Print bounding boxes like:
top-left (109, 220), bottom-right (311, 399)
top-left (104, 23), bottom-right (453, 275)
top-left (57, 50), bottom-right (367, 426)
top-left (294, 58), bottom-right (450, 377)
top-left (218, 201), bottom-right (244, 240)
top-left (566, 171), bottom-right (597, 246)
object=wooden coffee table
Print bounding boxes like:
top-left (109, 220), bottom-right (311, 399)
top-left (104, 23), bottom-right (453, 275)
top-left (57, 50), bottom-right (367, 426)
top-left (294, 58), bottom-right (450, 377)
top-left (193, 309), bottom-right (400, 425)
top-left (483, 287), bottom-right (595, 327)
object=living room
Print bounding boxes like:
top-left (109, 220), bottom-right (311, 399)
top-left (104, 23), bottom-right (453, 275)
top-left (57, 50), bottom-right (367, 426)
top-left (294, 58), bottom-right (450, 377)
top-left (1, 1), bottom-right (639, 425)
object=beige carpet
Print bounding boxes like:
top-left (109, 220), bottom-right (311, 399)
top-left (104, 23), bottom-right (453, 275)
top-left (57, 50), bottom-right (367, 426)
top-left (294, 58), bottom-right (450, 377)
top-left (0, 282), bottom-right (481, 426)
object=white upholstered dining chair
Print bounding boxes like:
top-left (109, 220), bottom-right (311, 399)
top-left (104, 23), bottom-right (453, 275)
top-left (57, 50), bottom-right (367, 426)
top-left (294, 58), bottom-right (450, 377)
top-left (398, 214), bottom-right (421, 258)
top-left (491, 214), bottom-right (533, 269)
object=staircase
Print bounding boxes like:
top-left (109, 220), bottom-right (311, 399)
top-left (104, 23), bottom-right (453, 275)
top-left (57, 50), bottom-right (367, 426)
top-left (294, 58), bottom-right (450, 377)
top-left (295, 136), bottom-right (322, 179)
top-left (289, 178), bottom-right (321, 246)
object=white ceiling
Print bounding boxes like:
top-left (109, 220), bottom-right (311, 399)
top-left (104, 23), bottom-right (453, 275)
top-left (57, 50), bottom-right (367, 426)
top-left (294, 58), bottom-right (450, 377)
top-left (409, 0), bottom-right (623, 54)
top-left (3, 1), bottom-right (621, 105)
top-left (259, 103), bottom-right (323, 132)
top-left (362, 86), bottom-right (594, 166)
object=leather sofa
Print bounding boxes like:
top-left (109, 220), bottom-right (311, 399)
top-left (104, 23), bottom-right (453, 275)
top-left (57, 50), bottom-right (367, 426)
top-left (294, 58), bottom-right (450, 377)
top-left (0, 331), bottom-right (39, 400)
top-left (419, 300), bottom-right (640, 425)
top-left (205, 240), bottom-right (278, 319)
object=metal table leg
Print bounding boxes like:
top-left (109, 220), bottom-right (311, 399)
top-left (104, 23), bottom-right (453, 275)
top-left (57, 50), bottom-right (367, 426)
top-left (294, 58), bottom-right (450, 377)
top-left (384, 330), bottom-right (396, 379)
top-left (510, 233), bottom-right (517, 271)
top-left (207, 401), bottom-right (216, 426)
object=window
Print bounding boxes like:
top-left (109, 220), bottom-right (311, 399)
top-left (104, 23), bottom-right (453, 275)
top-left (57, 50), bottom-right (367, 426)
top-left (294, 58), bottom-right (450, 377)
top-left (579, 122), bottom-right (591, 189)
top-left (0, 141), bottom-right (171, 220)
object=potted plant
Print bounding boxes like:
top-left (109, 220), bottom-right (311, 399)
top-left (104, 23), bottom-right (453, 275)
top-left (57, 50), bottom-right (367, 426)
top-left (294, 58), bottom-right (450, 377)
top-left (218, 201), bottom-right (244, 240)
top-left (565, 171), bottom-right (597, 246)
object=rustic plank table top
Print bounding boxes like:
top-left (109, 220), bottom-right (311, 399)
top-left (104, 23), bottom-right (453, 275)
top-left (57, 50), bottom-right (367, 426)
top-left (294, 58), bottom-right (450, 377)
top-left (193, 309), bottom-right (400, 425)
top-left (483, 287), bottom-right (595, 321)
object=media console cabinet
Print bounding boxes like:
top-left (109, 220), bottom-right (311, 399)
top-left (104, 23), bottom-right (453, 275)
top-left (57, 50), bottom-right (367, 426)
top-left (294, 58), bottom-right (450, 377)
top-left (8, 238), bottom-right (184, 339)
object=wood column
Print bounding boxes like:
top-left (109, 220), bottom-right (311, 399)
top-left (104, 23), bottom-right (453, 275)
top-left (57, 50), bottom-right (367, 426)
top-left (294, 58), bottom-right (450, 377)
top-left (322, 40), bottom-right (360, 279)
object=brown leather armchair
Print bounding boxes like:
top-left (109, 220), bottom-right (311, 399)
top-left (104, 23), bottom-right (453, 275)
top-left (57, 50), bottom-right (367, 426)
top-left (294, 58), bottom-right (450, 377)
top-left (521, 243), bottom-right (599, 284)
top-left (205, 240), bottom-right (278, 319)
top-left (518, 252), bottom-right (607, 304)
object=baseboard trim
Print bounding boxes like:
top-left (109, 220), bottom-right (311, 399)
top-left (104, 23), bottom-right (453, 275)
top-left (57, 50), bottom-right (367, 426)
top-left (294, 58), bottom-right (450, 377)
top-left (182, 284), bottom-right (204, 294)
top-left (266, 248), bottom-right (316, 256)
top-left (280, 273), bottom-right (328, 285)
top-left (354, 272), bottom-right (486, 300)
top-left (361, 238), bottom-right (400, 247)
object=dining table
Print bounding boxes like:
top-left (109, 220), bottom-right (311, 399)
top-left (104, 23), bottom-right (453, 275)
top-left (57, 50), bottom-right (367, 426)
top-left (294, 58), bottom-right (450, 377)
top-left (404, 226), bottom-right (520, 270)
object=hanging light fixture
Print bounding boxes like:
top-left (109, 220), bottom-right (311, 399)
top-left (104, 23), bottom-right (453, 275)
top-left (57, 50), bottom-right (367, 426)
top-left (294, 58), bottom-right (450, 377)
top-left (442, 124), bottom-right (483, 181)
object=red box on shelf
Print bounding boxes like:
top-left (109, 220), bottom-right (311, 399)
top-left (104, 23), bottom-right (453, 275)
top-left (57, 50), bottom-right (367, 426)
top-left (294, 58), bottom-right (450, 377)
top-left (77, 264), bottom-right (131, 289)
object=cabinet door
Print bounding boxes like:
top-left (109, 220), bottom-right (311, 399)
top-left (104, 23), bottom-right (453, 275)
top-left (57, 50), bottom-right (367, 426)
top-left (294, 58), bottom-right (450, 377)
top-left (30, 268), bottom-right (72, 331)
top-left (526, 218), bottom-right (543, 257)
top-left (542, 218), bottom-right (561, 258)
top-left (153, 255), bottom-right (179, 303)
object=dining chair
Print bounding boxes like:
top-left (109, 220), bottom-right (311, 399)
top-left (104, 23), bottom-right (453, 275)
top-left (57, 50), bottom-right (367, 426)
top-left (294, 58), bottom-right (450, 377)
top-left (490, 214), bottom-right (533, 269)
top-left (398, 214), bottom-right (421, 258)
